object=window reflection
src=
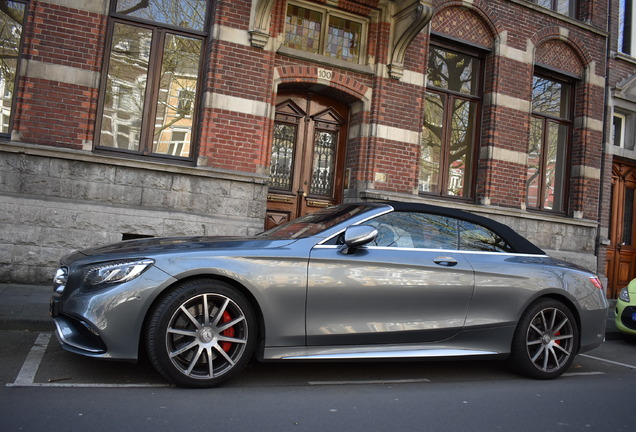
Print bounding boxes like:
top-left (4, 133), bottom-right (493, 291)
top-left (310, 130), bottom-right (337, 196)
top-left (99, 5), bottom-right (205, 158)
top-left (152, 34), bottom-right (201, 156)
top-left (270, 123), bottom-right (297, 191)
top-left (427, 47), bottom-right (479, 96)
top-left (284, 3), bottom-right (364, 64)
top-left (115, 0), bottom-right (206, 31)
top-left (368, 211), bottom-right (513, 253)
top-left (421, 93), bottom-right (443, 194)
top-left (100, 23), bottom-right (151, 151)
top-left (526, 75), bottom-right (572, 212)
top-left (0, 0), bottom-right (26, 134)
top-left (421, 45), bottom-right (481, 198)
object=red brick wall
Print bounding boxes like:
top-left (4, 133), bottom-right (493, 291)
top-left (7, 0), bottom-right (609, 222)
top-left (14, 1), bottom-right (105, 148)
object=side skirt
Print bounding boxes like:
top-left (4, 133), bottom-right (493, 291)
top-left (263, 346), bottom-right (500, 361)
top-left (260, 324), bottom-right (517, 361)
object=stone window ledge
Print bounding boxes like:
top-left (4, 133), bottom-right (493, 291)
top-left (0, 139), bottom-right (269, 185)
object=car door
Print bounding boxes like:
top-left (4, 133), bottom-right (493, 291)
top-left (306, 211), bottom-right (475, 345)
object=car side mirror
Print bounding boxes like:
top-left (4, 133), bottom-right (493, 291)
top-left (339, 225), bottom-right (377, 255)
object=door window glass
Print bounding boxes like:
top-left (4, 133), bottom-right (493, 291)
top-left (459, 220), bottom-right (513, 252)
top-left (367, 212), bottom-right (459, 250)
top-left (270, 123), bottom-right (297, 191)
top-left (310, 130), bottom-right (337, 196)
top-left (366, 212), bottom-right (512, 252)
top-left (623, 187), bottom-right (634, 246)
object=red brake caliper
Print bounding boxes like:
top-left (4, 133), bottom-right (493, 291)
top-left (220, 311), bottom-right (234, 352)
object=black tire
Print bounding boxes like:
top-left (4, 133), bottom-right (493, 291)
top-left (510, 298), bottom-right (579, 379)
top-left (145, 279), bottom-right (256, 388)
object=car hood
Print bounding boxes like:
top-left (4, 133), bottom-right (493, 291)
top-left (75, 236), bottom-right (298, 257)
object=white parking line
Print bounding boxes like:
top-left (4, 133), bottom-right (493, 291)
top-left (562, 371), bottom-right (605, 377)
top-left (10, 332), bottom-right (51, 386)
top-left (6, 331), bottom-right (169, 388)
top-left (8, 382), bottom-right (170, 388)
top-left (308, 378), bottom-right (431, 386)
top-left (580, 354), bottom-right (636, 370)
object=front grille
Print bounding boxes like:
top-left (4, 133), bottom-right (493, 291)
top-left (620, 306), bottom-right (636, 331)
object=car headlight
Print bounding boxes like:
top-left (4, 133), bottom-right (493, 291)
top-left (619, 287), bottom-right (631, 303)
top-left (53, 267), bottom-right (69, 294)
top-left (82, 259), bottom-right (155, 291)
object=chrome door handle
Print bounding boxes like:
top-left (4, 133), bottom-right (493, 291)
top-left (434, 256), bottom-right (458, 267)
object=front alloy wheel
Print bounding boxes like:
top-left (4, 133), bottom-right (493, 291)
top-left (511, 299), bottom-right (578, 379)
top-left (146, 280), bottom-right (256, 388)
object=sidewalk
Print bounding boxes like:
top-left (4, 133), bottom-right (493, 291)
top-left (0, 283), bottom-right (623, 337)
top-left (0, 284), bottom-right (55, 330)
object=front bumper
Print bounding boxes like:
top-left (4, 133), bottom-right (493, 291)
top-left (50, 266), bottom-right (176, 360)
top-left (615, 300), bottom-right (636, 335)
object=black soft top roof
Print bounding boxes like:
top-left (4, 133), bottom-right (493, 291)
top-left (372, 201), bottom-right (545, 255)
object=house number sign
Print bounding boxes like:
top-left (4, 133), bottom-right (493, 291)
top-left (318, 68), bottom-right (334, 81)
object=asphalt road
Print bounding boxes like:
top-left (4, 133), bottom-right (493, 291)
top-left (0, 327), bottom-right (634, 432)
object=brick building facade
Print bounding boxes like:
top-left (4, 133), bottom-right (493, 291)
top-left (0, 0), bottom-right (611, 288)
top-left (604, 0), bottom-right (636, 298)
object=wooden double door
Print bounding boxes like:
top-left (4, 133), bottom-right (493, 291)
top-left (607, 160), bottom-right (636, 298)
top-left (266, 93), bottom-right (349, 230)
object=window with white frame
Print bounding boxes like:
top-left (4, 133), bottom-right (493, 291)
top-left (614, 111), bottom-right (635, 150)
top-left (614, 113), bottom-right (626, 148)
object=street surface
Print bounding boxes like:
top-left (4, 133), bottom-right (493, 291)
top-left (0, 318), bottom-right (634, 431)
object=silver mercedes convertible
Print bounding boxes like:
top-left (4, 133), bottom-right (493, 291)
top-left (50, 202), bottom-right (608, 387)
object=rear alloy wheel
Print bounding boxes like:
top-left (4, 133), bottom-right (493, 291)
top-left (511, 299), bottom-right (578, 379)
top-left (146, 280), bottom-right (256, 388)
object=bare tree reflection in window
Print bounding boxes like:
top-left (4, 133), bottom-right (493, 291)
top-left (0, 0), bottom-right (25, 134)
top-left (526, 76), bottom-right (571, 212)
top-left (115, 0), bottom-right (206, 31)
top-left (421, 47), bottom-right (480, 198)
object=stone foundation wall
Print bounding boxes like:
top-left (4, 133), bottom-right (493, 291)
top-left (0, 143), bottom-right (268, 284)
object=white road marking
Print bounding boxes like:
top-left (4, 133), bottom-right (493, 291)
top-left (580, 354), bottom-right (636, 370)
top-left (8, 382), bottom-right (170, 388)
top-left (308, 378), bottom-right (430, 386)
top-left (7, 331), bottom-right (169, 388)
top-left (11, 332), bottom-right (51, 386)
top-left (562, 371), bottom-right (605, 377)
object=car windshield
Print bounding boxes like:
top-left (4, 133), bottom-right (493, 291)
top-left (259, 204), bottom-right (372, 239)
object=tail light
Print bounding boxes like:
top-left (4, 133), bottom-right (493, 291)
top-left (589, 276), bottom-right (604, 291)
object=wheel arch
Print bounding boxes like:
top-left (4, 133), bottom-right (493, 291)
top-left (513, 292), bottom-right (582, 351)
top-left (138, 273), bottom-right (267, 359)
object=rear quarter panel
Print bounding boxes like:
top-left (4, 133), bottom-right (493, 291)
top-left (463, 253), bottom-right (594, 328)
